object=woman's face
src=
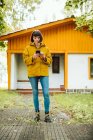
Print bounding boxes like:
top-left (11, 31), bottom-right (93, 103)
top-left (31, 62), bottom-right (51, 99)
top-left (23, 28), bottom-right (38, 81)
top-left (33, 36), bottom-right (40, 44)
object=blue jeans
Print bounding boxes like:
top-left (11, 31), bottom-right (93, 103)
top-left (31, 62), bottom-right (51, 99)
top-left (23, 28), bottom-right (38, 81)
top-left (29, 76), bottom-right (50, 113)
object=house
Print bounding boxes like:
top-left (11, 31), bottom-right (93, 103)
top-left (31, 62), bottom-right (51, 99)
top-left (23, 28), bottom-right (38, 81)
top-left (0, 18), bottom-right (93, 93)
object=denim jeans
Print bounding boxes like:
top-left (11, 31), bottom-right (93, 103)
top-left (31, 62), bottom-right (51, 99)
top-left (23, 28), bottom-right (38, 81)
top-left (29, 76), bottom-right (50, 113)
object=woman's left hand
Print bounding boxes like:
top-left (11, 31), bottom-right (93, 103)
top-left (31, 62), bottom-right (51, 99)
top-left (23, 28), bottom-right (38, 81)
top-left (40, 52), bottom-right (46, 60)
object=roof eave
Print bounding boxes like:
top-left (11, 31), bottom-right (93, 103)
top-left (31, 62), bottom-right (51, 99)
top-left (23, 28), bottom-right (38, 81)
top-left (0, 18), bottom-right (75, 41)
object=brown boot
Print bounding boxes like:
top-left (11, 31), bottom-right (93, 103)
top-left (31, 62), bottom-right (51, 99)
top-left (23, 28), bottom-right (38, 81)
top-left (34, 111), bottom-right (40, 122)
top-left (44, 112), bottom-right (51, 123)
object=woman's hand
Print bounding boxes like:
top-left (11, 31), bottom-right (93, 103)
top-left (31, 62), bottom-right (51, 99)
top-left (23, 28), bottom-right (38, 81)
top-left (40, 52), bottom-right (47, 61)
top-left (32, 53), bottom-right (39, 60)
top-left (40, 52), bottom-right (45, 58)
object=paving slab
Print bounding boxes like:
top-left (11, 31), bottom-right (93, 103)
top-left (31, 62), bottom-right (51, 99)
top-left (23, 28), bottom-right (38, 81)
top-left (0, 108), bottom-right (93, 140)
top-left (0, 94), bottom-right (93, 140)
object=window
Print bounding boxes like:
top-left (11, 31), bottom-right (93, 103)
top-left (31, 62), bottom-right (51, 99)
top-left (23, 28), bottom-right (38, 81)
top-left (90, 58), bottom-right (93, 78)
top-left (52, 56), bottom-right (60, 73)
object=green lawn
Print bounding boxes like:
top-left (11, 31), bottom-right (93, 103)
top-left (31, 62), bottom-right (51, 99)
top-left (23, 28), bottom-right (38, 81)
top-left (0, 89), bottom-right (93, 123)
top-left (54, 93), bottom-right (93, 123)
top-left (0, 89), bottom-right (33, 109)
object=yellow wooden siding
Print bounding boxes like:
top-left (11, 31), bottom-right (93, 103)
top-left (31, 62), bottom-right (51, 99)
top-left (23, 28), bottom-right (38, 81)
top-left (39, 23), bottom-right (93, 53)
top-left (8, 35), bottom-right (29, 52)
top-left (8, 40), bottom-right (11, 50)
top-left (7, 23), bottom-right (93, 53)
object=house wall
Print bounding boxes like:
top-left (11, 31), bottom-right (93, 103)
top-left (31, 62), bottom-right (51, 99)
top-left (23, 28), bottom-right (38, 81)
top-left (17, 54), bottom-right (31, 89)
top-left (68, 54), bottom-right (93, 89)
top-left (8, 22), bottom-right (93, 54)
top-left (49, 54), bottom-right (64, 88)
top-left (10, 54), bottom-right (18, 89)
top-left (16, 54), bottom-right (64, 89)
top-left (3, 19), bottom-right (93, 90)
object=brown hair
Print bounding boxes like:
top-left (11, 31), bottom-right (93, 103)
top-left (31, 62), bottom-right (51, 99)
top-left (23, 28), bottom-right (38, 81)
top-left (30, 30), bottom-right (43, 42)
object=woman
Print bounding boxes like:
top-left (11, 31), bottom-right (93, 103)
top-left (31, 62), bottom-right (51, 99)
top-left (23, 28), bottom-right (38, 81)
top-left (23, 30), bottom-right (52, 122)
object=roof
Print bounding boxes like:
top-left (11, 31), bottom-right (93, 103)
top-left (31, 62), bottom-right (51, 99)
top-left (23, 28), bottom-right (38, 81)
top-left (0, 18), bottom-right (75, 41)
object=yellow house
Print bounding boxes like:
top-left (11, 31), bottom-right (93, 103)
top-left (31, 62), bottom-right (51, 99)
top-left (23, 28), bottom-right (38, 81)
top-left (0, 18), bottom-right (93, 93)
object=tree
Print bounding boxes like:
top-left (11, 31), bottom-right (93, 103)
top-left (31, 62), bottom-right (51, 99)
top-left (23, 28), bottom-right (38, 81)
top-left (0, 0), bottom-right (5, 7)
top-left (64, 0), bottom-right (93, 36)
top-left (0, 0), bottom-right (42, 48)
top-left (0, 0), bottom-right (42, 34)
top-left (0, 0), bottom-right (5, 35)
top-left (3, 0), bottom-right (42, 32)
top-left (0, 0), bottom-right (6, 47)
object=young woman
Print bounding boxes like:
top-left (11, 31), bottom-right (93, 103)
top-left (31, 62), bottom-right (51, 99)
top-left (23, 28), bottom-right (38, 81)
top-left (23, 30), bottom-right (52, 122)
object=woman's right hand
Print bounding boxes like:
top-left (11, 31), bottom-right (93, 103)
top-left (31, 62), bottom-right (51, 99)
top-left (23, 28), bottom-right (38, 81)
top-left (32, 53), bottom-right (39, 60)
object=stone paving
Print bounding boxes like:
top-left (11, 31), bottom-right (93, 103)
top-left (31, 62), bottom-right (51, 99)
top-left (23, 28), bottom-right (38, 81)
top-left (0, 94), bottom-right (93, 140)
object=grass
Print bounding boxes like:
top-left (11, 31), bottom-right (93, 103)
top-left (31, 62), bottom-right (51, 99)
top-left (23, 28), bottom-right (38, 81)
top-left (0, 89), bottom-right (93, 123)
top-left (0, 89), bottom-right (33, 109)
top-left (53, 93), bottom-right (93, 123)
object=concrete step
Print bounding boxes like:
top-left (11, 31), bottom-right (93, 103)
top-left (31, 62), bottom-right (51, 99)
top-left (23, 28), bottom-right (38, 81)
top-left (16, 89), bottom-right (65, 94)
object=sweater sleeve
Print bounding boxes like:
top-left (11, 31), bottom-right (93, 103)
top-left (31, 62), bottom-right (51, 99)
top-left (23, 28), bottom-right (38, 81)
top-left (42, 48), bottom-right (52, 65)
top-left (23, 47), bottom-right (35, 66)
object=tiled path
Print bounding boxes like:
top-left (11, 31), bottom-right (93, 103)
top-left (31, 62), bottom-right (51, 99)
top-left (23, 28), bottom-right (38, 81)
top-left (0, 94), bottom-right (93, 140)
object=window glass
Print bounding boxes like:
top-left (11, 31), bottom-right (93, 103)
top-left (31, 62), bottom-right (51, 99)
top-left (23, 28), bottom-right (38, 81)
top-left (52, 56), bottom-right (60, 73)
top-left (90, 58), bottom-right (93, 78)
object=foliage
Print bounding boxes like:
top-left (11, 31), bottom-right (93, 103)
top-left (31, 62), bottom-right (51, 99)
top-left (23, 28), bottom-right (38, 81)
top-left (54, 93), bottom-right (93, 123)
top-left (0, 0), bottom-right (5, 8)
top-left (0, 0), bottom-right (5, 35)
top-left (64, 0), bottom-right (93, 36)
top-left (0, 13), bottom-right (5, 34)
top-left (0, 0), bottom-right (42, 35)
top-left (0, 41), bottom-right (7, 48)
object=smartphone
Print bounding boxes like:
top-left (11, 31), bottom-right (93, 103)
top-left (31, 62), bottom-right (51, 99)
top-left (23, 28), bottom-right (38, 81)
top-left (36, 50), bottom-right (40, 54)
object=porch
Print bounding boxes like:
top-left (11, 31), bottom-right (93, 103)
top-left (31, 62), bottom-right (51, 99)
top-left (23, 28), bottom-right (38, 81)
top-left (10, 53), bottom-right (65, 91)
